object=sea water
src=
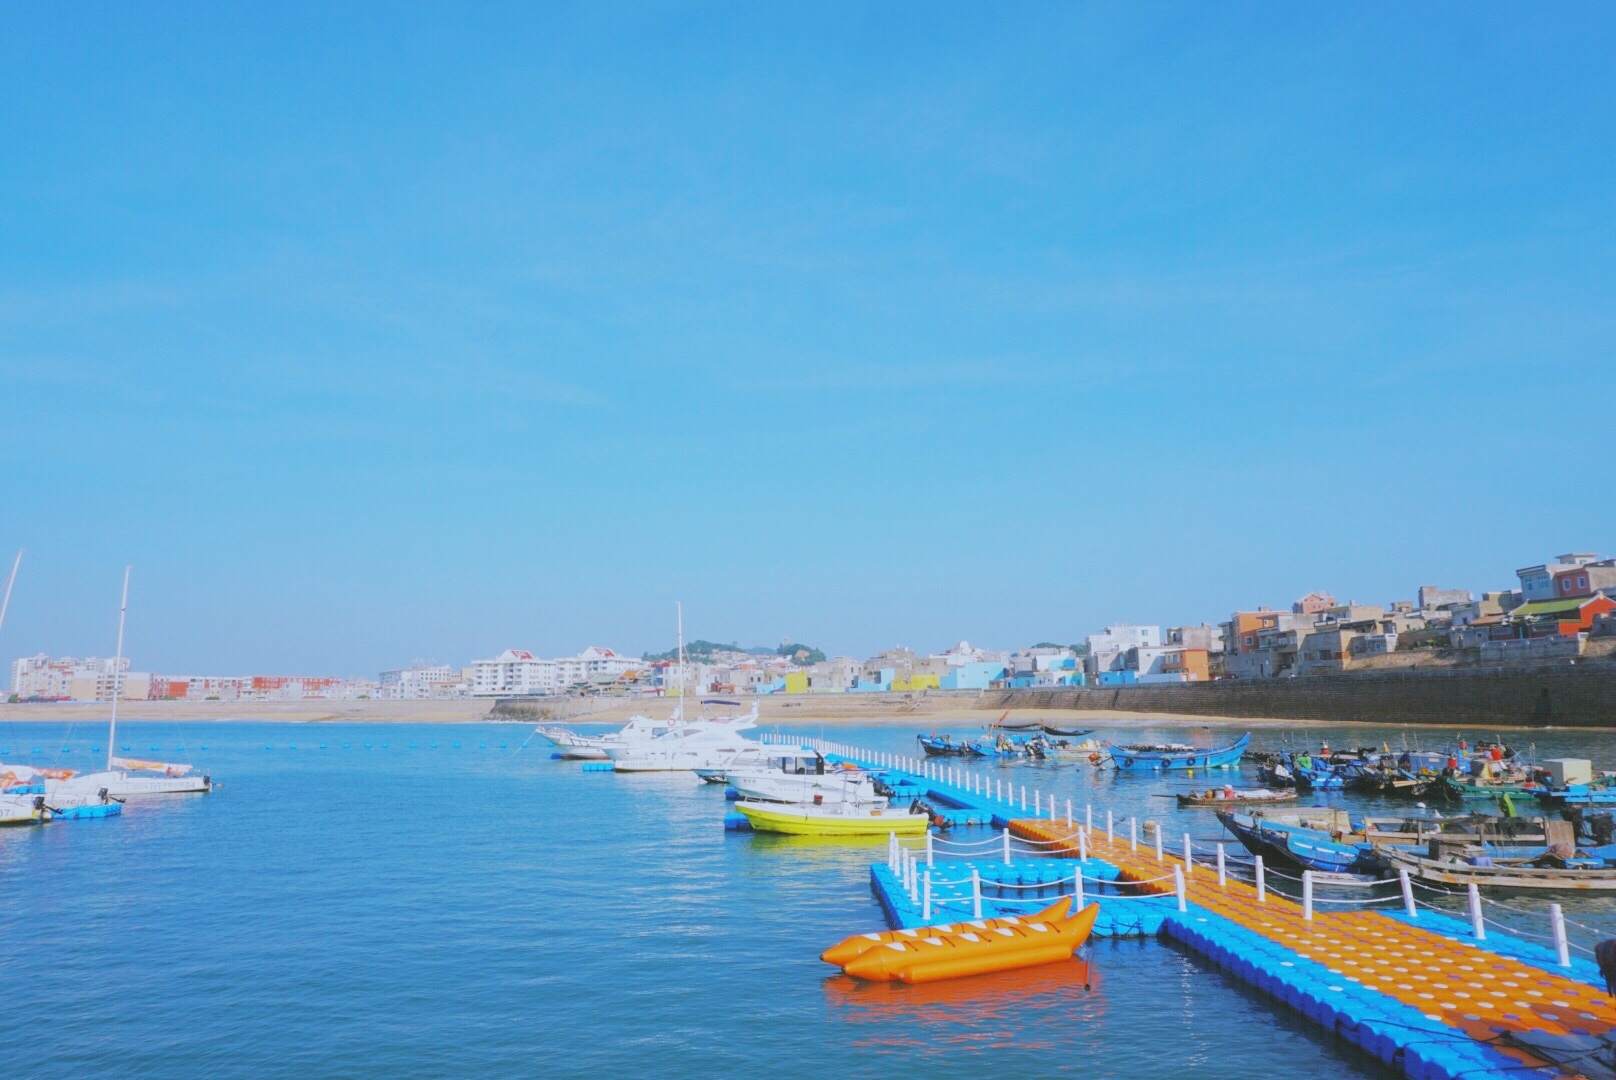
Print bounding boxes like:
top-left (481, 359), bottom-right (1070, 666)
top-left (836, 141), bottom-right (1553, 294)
top-left (9, 716), bottom-right (1605, 1079)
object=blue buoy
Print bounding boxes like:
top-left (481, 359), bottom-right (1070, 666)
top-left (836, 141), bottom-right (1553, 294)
top-left (61, 747), bottom-right (71, 753)
top-left (151, 746), bottom-right (159, 751)
top-left (364, 743), bottom-right (372, 749)
top-left (121, 745), bottom-right (130, 751)
top-left (200, 745), bottom-right (208, 750)
top-left (381, 743), bottom-right (389, 749)
top-left (408, 743), bottom-right (416, 749)
top-left (430, 743), bottom-right (437, 749)
top-left (723, 811), bottom-right (753, 831)
top-left (1, 749), bottom-right (9, 755)
top-left (343, 743), bottom-right (350, 749)
top-left (500, 742), bottom-right (508, 749)
top-left (550, 752), bottom-right (563, 760)
top-left (479, 744), bottom-right (486, 749)
top-left (289, 744), bottom-right (297, 750)
top-left (176, 745), bottom-right (184, 751)
top-left (453, 743), bottom-right (460, 749)
top-left (581, 762), bottom-right (614, 773)
top-left (266, 745), bottom-right (273, 749)
top-left (319, 744), bottom-right (326, 749)
top-left (724, 787), bottom-right (741, 801)
top-left (31, 747), bottom-right (40, 754)
top-left (92, 746), bottom-right (100, 753)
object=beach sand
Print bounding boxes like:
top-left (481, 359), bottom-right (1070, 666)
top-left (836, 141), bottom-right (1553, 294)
top-left (0, 694), bottom-right (1310, 730)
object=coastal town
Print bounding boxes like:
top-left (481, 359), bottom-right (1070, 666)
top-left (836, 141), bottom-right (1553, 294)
top-left (13, 549), bottom-right (1613, 706)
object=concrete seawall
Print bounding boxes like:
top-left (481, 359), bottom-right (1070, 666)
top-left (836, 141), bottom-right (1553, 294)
top-left (980, 664), bottom-right (1616, 728)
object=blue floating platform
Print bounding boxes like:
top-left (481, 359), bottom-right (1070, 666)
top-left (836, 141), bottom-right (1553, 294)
top-left (581, 762), bottom-right (614, 773)
top-left (724, 811), bottom-right (753, 831)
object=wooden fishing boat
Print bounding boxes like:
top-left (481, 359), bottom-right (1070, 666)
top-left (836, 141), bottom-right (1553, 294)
top-left (1039, 724), bottom-right (1093, 738)
top-left (1176, 787), bottom-right (1297, 808)
top-left (1217, 808), bottom-right (1556, 875)
top-left (1109, 732), bottom-right (1250, 772)
top-left (917, 734), bottom-right (973, 757)
top-left (1371, 844), bottom-right (1616, 892)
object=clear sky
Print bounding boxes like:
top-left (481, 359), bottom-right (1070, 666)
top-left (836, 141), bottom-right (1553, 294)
top-left (2, 3), bottom-right (1612, 675)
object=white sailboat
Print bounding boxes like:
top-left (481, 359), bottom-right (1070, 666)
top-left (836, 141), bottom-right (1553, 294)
top-left (48, 567), bottom-right (212, 801)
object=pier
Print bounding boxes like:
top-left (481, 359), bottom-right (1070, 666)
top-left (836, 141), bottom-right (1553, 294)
top-left (806, 736), bottom-right (1616, 1080)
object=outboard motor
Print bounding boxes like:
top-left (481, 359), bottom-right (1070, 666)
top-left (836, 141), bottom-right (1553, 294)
top-left (97, 787), bottom-right (111, 805)
top-left (1590, 812), bottom-right (1616, 847)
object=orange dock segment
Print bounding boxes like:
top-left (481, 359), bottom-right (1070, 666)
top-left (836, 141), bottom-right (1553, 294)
top-left (1011, 817), bottom-right (1616, 1078)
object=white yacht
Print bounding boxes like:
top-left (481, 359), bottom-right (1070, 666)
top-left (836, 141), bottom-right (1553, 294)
top-left (536, 711), bottom-right (681, 760)
top-left (702, 745), bottom-right (883, 805)
top-left (607, 714), bottom-right (760, 773)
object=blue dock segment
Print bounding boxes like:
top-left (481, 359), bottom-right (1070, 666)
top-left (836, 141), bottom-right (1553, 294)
top-left (803, 735), bottom-right (1616, 1080)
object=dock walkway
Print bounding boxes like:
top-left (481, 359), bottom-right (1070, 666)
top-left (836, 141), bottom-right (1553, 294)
top-left (805, 736), bottom-right (1616, 1079)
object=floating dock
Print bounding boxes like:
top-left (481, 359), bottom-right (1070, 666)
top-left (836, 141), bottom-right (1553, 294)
top-left (805, 736), bottom-right (1616, 1080)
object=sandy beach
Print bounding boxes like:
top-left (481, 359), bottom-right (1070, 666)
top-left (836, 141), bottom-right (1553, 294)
top-left (0, 694), bottom-right (1320, 730)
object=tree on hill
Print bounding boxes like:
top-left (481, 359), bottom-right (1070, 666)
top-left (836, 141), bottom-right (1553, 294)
top-left (777, 643), bottom-right (826, 665)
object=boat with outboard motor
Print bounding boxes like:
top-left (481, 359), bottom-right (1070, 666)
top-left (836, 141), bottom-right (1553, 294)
top-left (917, 733), bottom-right (974, 757)
top-left (1109, 732), bottom-right (1250, 772)
top-left (732, 797), bottom-right (930, 836)
top-left (1369, 842), bottom-right (1616, 892)
top-left (1217, 807), bottom-right (1565, 875)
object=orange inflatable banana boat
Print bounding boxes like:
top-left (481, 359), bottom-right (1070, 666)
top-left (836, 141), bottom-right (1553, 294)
top-left (842, 903), bottom-right (1099, 984)
top-left (820, 898), bottom-right (1072, 968)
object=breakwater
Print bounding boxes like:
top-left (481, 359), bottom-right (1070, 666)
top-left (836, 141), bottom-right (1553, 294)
top-left (980, 664), bottom-right (1616, 728)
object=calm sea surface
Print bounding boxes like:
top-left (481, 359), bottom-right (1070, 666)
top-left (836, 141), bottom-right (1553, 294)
top-left (5, 717), bottom-right (1613, 1079)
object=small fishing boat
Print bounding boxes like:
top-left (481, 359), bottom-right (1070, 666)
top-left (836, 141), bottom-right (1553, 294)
top-left (1109, 732), bottom-right (1250, 772)
top-left (732, 798), bottom-right (929, 836)
top-left (965, 733), bottom-right (1035, 758)
top-left (1219, 808), bottom-right (1560, 875)
top-left (1039, 724), bottom-right (1093, 738)
top-left (917, 734), bottom-right (974, 757)
top-left (1370, 843), bottom-right (1616, 892)
top-left (1031, 736), bottom-right (1108, 762)
top-left (1176, 787), bottom-right (1297, 809)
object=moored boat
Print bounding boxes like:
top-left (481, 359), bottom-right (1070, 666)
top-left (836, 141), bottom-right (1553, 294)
top-left (732, 799), bottom-right (930, 836)
top-left (1369, 843), bottom-right (1616, 892)
top-left (1176, 787), bottom-right (1297, 809)
top-left (917, 734), bottom-right (974, 757)
top-left (1109, 732), bottom-right (1250, 772)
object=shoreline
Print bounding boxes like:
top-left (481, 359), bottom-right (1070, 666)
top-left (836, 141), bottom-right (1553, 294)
top-left (0, 697), bottom-right (1601, 732)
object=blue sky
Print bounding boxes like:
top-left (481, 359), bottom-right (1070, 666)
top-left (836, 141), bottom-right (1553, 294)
top-left (2, 3), bottom-right (1612, 675)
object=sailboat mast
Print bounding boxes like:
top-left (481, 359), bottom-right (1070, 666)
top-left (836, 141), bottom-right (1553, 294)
top-left (107, 566), bottom-right (131, 772)
top-left (0, 550), bottom-right (21, 640)
top-left (676, 600), bottom-right (685, 720)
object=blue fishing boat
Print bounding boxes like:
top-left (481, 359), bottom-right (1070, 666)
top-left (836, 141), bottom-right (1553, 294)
top-left (1216, 808), bottom-right (1366, 873)
top-left (916, 734), bottom-right (973, 757)
top-left (1108, 732), bottom-right (1249, 772)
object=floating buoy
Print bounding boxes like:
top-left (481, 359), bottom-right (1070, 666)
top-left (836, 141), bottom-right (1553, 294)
top-left (289, 744), bottom-right (297, 750)
top-left (723, 811), bottom-right (753, 831)
top-left (453, 743), bottom-right (461, 749)
top-left (550, 752), bottom-right (563, 760)
top-left (581, 762), bottom-right (614, 773)
top-left (724, 787), bottom-right (741, 801)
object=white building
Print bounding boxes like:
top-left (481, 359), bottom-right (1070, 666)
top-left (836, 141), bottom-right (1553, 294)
top-left (1084, 625), bottom-right (1162, 676)
top-left (469, 646), bottom-right (642, 697)
top-left (379, 664), bottom-right (461, 700)
top-left (11, 654), bottom-right (136, 701)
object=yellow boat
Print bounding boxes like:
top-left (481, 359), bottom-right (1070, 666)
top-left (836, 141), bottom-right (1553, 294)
top-left (733, 799), bottom-right (930, 837)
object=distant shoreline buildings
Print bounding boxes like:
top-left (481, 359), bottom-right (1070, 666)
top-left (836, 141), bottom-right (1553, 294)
top-left (10, 548), bottom-right (1614, 704)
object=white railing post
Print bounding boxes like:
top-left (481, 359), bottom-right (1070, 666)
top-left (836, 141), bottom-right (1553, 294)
top-left (1020, 785), bottom-right (1026, 812)
top-left (1078, 829), bottom-right (1088, 862)
top-left (1254, 855), bottom-right (1266, 902)
top-left (1174, 866), bottom-right (1187, 912)
top-left (926, 831), bottom-right (934, 868)
top-left (1154, 823), bottom-right (1163, 863)
top-left (1066, 798), bottom-right (1072, 827)
top-left (1034, 788), bottom-right (1040, 817)
top-left (1106, 809), bottom-right (1114, 843)
top-left (1074, 867), bottom-right (1085, 911)
top-left (1551, 904), bottom-right (1570, 967)
top-left (1399, 869), bottom-right (1417, 918)
top-left (1302, 871), bottom-right (1314, 921)
top-left (1086, 804), bottom-right (1093, 832)
top-left (1130, 816), bottom-right (1138, 851)
top-left (972, 868), bottom-right (982, 919)
top-left (1003, 827), bottom-right (1012, 866)
top-left (1468, 883), bottom-right (1485, 940)
top-left (1183, 833), bottom-right (1193, 875)
top-left (923, 869), bottom-right (932, 922)
top-left (997, 778), bottom-right (1003, 802)
top-left (1216, 843), bottom-right (1226, 888)
top-left (889, 831), bottom-right (898, 872)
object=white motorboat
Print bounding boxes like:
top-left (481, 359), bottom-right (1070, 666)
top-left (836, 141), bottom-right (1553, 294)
top-left (536, 712), bottom-right (681, 760)
top-left (608, 718), bottom-right (761, 773)
top-left (693, 743), bottom-right (820, 784)
top-left (709, 745), bottom-right (883, 805)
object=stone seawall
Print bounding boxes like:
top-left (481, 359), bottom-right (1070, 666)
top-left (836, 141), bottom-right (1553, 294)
top-left (979, 665), bottom-right (1616, 728)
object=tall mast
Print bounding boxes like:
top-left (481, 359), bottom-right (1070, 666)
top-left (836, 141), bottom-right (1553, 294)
top-left (0, 550), bottom-right (21, 641)
top-left (107, 566), bottom-right (131, 771)
top-left (677, 600), bottom-right (685, 721)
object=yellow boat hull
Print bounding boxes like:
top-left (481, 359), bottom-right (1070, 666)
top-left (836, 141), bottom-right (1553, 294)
top-left (734, 801), bottom-right (930, 836)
